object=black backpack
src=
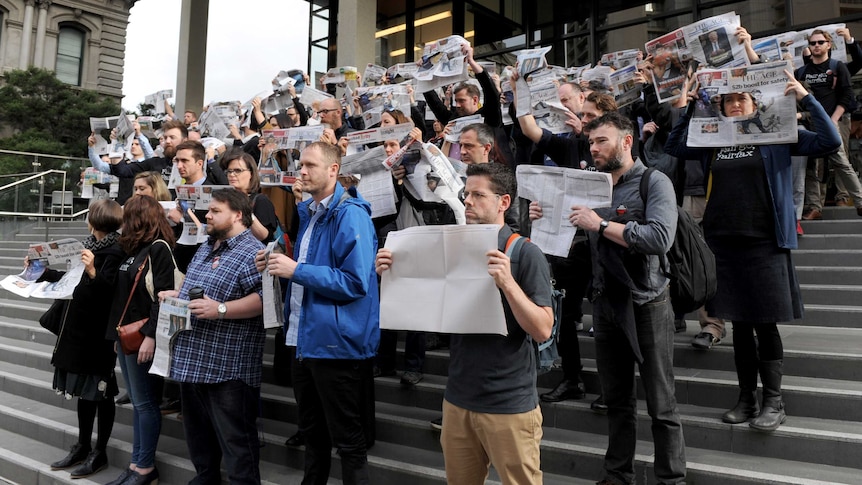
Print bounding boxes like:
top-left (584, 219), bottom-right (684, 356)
top-left (639, 168), bottom-right (717, 315)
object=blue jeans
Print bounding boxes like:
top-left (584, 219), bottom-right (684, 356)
top-left (594, 289), bottom-right (686, 485)
top-left (180, 380), bottom-right (260, 485)
top-left (117, 351), bottom-right (162, 468)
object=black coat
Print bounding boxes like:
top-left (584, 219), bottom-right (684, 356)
top-left (42, 242), bottom-right (124, 376)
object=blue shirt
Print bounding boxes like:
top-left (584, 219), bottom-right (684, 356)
top-left (170, 228), bottom-right (266, 386)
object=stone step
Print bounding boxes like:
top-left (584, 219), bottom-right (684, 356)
top-left (796, 234), bottom-right (862, 250)
top-left (799, 284), bottom-right (862, 306)
top-left (796, 266), bottom-right (862, 285)
top-left (799, 219), bottom-right (862, 234)
top-left (810, 207), bottom-right (862, 220)
top-left (792, 250), bottom-right (862, 267)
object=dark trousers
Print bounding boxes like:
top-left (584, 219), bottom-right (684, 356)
top-left (293, 355), bottom-right (370, 485)
top-left (180, 380), bottom-right (261, 485)
top-left (594, 289), bottom-right (686, 485)
top-left (376, 330), bottom-right (425, 373)
top-left (548, 240), bottom-right (591, 381)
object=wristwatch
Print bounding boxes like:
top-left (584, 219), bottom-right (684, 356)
top-left (598, 220), bottom-right (610, 237)
top-left (217, 302), bottom-right (227, 319)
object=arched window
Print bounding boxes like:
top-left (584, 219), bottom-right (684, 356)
top-left (56, 26), bottom-right (85, 85)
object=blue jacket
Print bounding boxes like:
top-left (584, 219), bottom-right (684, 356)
top-left (664, 94), bottom-right (841, 249)
top-left (284, 182), bottom-right (380, 360)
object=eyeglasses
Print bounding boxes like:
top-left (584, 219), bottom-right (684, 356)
top-left (318, 108), bottom-right (339, 115)
top-left (809, 40), bottom-right (828, 46)
top-left (225, 168), bottom-right (250, 176)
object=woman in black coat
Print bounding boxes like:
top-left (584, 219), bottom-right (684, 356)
top-left (42, 199), bottom-right (125, 478)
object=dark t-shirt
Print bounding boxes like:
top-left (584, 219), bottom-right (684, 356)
top-left (445, 225), bottom-right (553, 414)
top-left (799, 60), bottom-right (852, 116)
top-left (703, 145), bottom-right (774, 240)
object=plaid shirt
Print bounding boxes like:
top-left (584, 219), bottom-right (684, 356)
top-left (170, 229), bottom-right (265, 386)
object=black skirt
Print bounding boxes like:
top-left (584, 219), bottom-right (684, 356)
top-left (53, 369), bottom-right (119, 402)
top-left (706, 236), bottom-right (803, 323)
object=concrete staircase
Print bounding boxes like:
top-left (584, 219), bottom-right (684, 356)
top-left (0, 210), bottom-right (861, 484)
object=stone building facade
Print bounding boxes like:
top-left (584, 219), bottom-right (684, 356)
top-left (0, 0), bottom-right (135, 100)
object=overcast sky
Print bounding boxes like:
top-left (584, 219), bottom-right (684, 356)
top-left (122, 0), bottom-right (310, 112)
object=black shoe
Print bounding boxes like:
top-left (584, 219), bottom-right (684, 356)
top-left (540, 379), bottom-right (586, 402)
top-left (400, 370), bottom-right (423, 386)
top-left (590, 395), bottom-right (608, 414)
top-left (50, 442), bottom-right (91, 470)
top-left (159, 399), bottom-right (181, 415)
top-left (373, 366), bottom-right (396, 378)
top-left (124, 468), bottom-right (159, 485)
top-left (285, 432), bottom-right (304, 447)
top-left (674, 318), bottom-right (687, 333)
top-left (69, 449), bottom-right (107, 479)
top-left (115, 393), bottom-right (130, 405)
top-left (105, 468), bottom-right (134, 485)
top-left (691, 332), bottom-right (720, 350)
top-left (429, 416), bottom-right (443, 430)
top-left (722, 389), bottom-right (760, 424)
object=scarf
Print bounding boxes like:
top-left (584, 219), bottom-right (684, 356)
top-left (83, 231), bottom-right (120, 252)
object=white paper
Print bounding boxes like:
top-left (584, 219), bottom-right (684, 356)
top-left (443, 114), bottom-right (484, 143)
top-left (260, 242), bottom-right (284, 330)
top-left (149, 297), bottom-right (192, 378)
top-left (516, 166), bottom-right (613, 257)
top-left (380, 224), bottom-right (506, 334)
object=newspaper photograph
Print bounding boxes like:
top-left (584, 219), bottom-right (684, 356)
top-left (81, 168), bottom-right (119, 200)
top-left (175, 185), bottom-right (232, 210)
top-left (443, 114), bottom-right (484, 143)
top-left (261, 126), bottom-right (325, 151)
top-left (600, 49), bottom-right (641, 69)
top-left (355, 84), bottom-right (411, 113)
top-left (751, 36), bottom-right (785, 63)
top-left (516, 166), bottom-right (614, 257)
top-left (28, 239), bottom-right (85, 266)
top-left (415, 35), bottom-right (470, 92)
top-left (1, 253), bottom-right (85, 300)
top-left (149, 296), bottom-right (192, 377)
top-left (688, 61), bottom-right (797, 147)
top-left (645, 30), bottom-right (690, 103)
top-left (322, 66), bottom-right (359, 86)
top-left (609, 64), bottom-right (643, 109)
top-left (344, 123), bottom-right (415, 147)
top-left (143, 89), bottom-right (173, 114)
top-left (386, 63), bottom-right (420, 80)
top-left (380, 224), bottom-right (506, 334)
top-left (516, 46), bottom-right (552, 78)
top-left (683, 13), bottom-right (748, 69)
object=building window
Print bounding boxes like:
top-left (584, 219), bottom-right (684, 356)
top-left (56, 26), bottom-right (85, 86)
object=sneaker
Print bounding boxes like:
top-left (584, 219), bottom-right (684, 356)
top-left (400, 370), bottom-right (423, 386)
top-left (691, 332), bottom-right (720, 350)
top-left (430, 416), bottom-right (443, 430)
top-left (796, 220), bottom-right (804, 236)
top-left (588, 326), bottom-right (594, 337)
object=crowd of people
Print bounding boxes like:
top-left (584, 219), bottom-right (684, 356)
top-left (36, 18), bottom-right (861, 485)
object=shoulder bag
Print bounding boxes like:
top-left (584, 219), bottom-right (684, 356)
top-left (117, 260), bottom-right (148, 355)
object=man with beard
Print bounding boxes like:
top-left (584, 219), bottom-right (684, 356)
top-left (160, 188), bottom-right (265, 484)
top-left (564, 112), bottom-right (685, 485)
top-left (110, 119), bottom-right (188, 199)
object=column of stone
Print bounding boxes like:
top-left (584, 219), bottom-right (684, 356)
top-left (32, 0), bottom-right (50, 68)
top-left (18, 0), bottom-right (36, 69)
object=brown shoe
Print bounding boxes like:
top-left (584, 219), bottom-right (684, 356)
top-left (802, 209), bottom-right (822, 220)
top-left (835, 199), bottom-right (852, 207)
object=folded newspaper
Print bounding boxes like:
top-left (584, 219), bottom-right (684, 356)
top-left (688, 61), bottom-right (796, 147)
top-left (149, 296), bottom-right (192, 378)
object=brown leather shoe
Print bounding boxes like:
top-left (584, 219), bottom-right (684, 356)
top-left (835, 199), bottom-right (852, 207)
top-left (802, 209), bottom-right (822, 220)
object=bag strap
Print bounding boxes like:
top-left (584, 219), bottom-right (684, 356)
top-left (152, 239), bottom-right (180, 272)
top-left (503, 233), bottom-right (527, 265)
top-left (117, 260), bottom-right (146, 327)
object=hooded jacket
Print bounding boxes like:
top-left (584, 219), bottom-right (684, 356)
top-left (285, 182), bottom-right (380, 360)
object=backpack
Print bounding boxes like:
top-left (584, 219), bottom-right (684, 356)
top-left (504, 234), bottom-right (565, 375)
top-left (639, 168), bottom-right (717, 315)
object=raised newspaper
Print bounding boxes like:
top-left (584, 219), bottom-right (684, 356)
top-left (688, 61), bottom-right (796, 147)
top-left (340, 146), bottom-right (398, 218)
top-left (149, 296), bottom-right (192, 377)
top-left (514, 77), bottom-right (570, 135)
top-left (415, 35), bottom-right (470, 92)
top-left (1, 239), bottom-right (87, 299)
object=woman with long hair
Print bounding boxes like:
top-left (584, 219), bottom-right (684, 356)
top-left (43, 199), bottom-right (124, 478)
top-left (665, 71), bottom-right (841, 431)
top-left (105, 195), bottom-right (177, 485)
top-left (133, 172), bottom-right (171, 201)
top-left (219, 149), bottom-right (280, 243)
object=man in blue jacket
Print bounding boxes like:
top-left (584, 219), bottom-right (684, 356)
top-left (259, 141), bottom-right (379, 485)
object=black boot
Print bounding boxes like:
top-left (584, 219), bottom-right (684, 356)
top-left (750, 360), bottom-right (786, 431)
top-left (723, 333), bottom-right (761, 424)
top-left (50, 442), bottom-right (91, 470)
top-left (722, 389), bottom-right (760, 424)
top-left (69, 448), bottom-right (108, 478)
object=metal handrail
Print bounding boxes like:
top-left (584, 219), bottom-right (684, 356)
top-left (0, 148), bottom-right (89, 162)
top-left (0, 169), bottom-right (69, 192)
top-left (0, 209), bottom-right (90, 240)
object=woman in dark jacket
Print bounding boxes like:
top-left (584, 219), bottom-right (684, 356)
top-left (43, 199), bottom-right (124, 478)
top-left (665, 71), bottom-right (841, 432)
top-left (104, 195), bottom-right (176, 485)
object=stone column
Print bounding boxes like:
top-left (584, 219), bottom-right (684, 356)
top-left (19, 0), bottom-right (36, 69)
top-left (175, 0), bottom-right (208, 116)
top-left (33, 0), bottom-right (50, 68)
top-left (335, 0), bottom-right (376, 68)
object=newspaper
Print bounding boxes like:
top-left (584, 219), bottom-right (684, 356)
top-left (1, 241), bottom-right (87, 300)
top-left (144, 89), bottom-right (173, 114)
top-left (415, 35), bottom-right (470, 92)
top-left (258, 155), bottom-right (297, 187)
top-left (443, 114), bottom-right (484, 143)
top-left (136, 116), bottom-right (163, 138)
top-left (688, 61), bottom-right (797, 147)
top-left (514, 78), bottom-right (571, 135)
top-left (89, 116), bottom-right (120, 133)
top-left (322, 66), bottom-right (359, 85)
top-left (260, 126), bottom-right (325, 151)
top-left (260, 242), bottom-right (284, 330)
top-left (363, 64), bottom-right (387, 85)
top-left (516, 46), bottom-right (552, 78)
top-left (149, 297), bottom-right (192, 378)
top-left (298, 86), bottom-right (334, 109)
top-left (600, 49), bottom-right (641, 69)
top-left (81, 167), bottom-right (119, 199)
top-left (609, 64), bottom-right (643, 109)
top-left (340, 146), bottom-right (398, 218)
top-left (581, 66), bottom-right (612, 91)
top-left (751, 36), bottom-right (785, 63)
top-left (566, 65), bottom-right (591, 83)
top-left (272, 69), bottom-right (305, 94)
top-left (28, 239), bottom-right (84, 265)
top-left (386, 63), bottom-right (419, 80)
top-left (344, 123), bottom-right (415, 147)
top-left (380, 224), bottom-right (506, 334)
top-left (516, 166), bottom-right (613, 257)
top-left (175, 185), bottom-right (232, 210)
top-left (790, 24), bottom-right (847, 67)
top-left (355, 84), bottom-right (411, 113)
top-left (197, 109), bottom-right (231, 141)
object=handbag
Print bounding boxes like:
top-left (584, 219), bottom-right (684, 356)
top-left (39, 299), bottom-right (70, 336)
top-left (117, 260), bottom-right (148, 355)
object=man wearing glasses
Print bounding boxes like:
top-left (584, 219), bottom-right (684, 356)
top-left (796, 29), bottom-right (862, 219)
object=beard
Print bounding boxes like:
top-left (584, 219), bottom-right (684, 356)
top-left (163, 145), bottom-right (177, 160)
top-left (598, 143), bottom-right (625, 172)
top-left (206, 224), bottom-right (229, 241)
